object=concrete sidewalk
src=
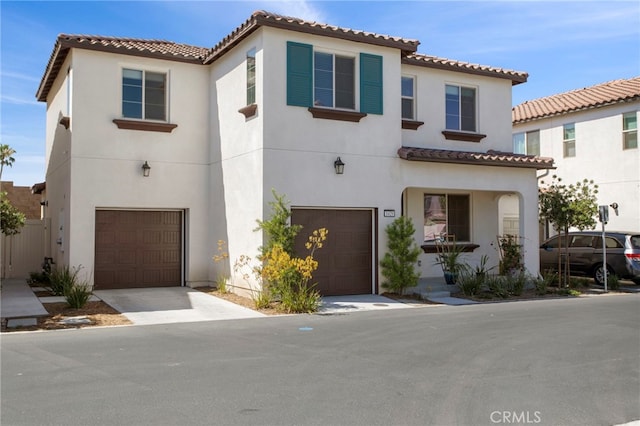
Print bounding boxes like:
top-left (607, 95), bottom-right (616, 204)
top-left (0, 279), bottom-right (49, 327)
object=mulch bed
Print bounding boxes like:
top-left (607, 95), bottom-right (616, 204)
top-left (1, 301), bottom-right (132, 333)
top-left (195, 286), bottom-right (281, 315)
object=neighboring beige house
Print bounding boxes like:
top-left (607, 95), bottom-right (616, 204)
top-left (512, 77), bottom-right (640, 237)
top-left (35, 11), bottom-right (553, 295)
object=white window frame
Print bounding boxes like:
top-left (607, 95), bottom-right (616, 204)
top-left (246, 48), bottom-right (256, 106)
top-left (513, 130), bottom-right (540, 155)
top-left (401, 75), bottom-right (416, 120)
top-left (313, 49), bottom-right (357, 111)
top-left (623, 112), bottom-right (637, 150)
top-left (563, 123), bottom-right (576, 158)
top-left (445, 83), bottom-right (477, 132)
top-left (121, 67), bottom-right (169, 122)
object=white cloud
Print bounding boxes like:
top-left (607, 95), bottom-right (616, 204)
top-left (1, 96), bottom-right (40, 106)
top-left (0, 71), bottom-right (40, 83)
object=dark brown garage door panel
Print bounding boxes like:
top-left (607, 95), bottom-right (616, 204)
top-left (95, 210), bottom-right (182, 289)
top-left (292, 209), bottom-right (373, 296)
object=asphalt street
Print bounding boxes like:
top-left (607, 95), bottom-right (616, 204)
top-left (2, 295), bottom-right (639, 426)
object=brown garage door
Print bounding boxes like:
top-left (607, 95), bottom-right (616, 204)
top-left (291, 209), bottom-right (373, 296)
top-left (95, 210), bottom-right (182, 289)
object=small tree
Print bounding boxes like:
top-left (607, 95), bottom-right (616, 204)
top-left (255, 189), bottom-right (302, 257)
top-left (0, 144), bottom-right (25, 236)
top-left (380, 216), bottom-right (422, 294)
top-left (539, 176), bottom-right (598, 286)
top-left (1, 193), bottom-right (26, 236)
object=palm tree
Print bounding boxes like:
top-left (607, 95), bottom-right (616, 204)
top-left (0, 144), bottom-right (17, 180)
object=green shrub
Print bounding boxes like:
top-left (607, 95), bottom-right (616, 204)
top-left (542, 269), bottom-right (559, 287)
top-left (456, 271), bottom-right (483, 296)
top-left (569, 277), bottom-right (590, 289)
top-left (608, 274), bottom-right (620, 290)
top-left (486, 275), bottom-right (509, 298)
top-left (534, 272), bottom-right (555, 295)
top-left (216, 275), bottom-right (229, 293)
top-left (279, 283), bottom-right (320, 313)
top-left (251, 288), bottom-right (272, 310)
top-left (505, 272), bottom-right (526, 296)
top-left (48, 266), bottom-right (79, 296)
top-left (65, 283), bottom-right (92, 309)
top-left (380, 216), bottom-right (421, 294)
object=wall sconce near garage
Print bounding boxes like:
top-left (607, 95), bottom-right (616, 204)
top-left (142, 161), bottom-right (151, 177)
top-left (334, 157), bottom-right (345, 175)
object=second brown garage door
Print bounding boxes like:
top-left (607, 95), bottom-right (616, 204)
top-left (291, 209), bottom-right (374, 296)
top-left (94, 210), bottom-right (182, 290)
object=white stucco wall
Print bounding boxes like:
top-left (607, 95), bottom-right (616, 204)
top-left (514, 102), bottom-right (640, 233)
top-left (209, 30), bottom-right (266, 292)
top-left (43, 54), bottom-right (73, 268)
top-left (401, 66), bottom-right (515, 153)
top-left (53, 49), bottom-right (212, 286)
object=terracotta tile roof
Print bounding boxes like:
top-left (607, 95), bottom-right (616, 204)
top-left (403, 53), bottom-right (528, 86)
top-left (513, 76), bottom-right (640, 123)
top-left (37, 35), bottom-right (209, 101)
top-left (38, 11), bottom-right (526, 102)
top-left (397, 147), bottom-right (555, 170)
top-left (204, 10), bottom-right (419, 63)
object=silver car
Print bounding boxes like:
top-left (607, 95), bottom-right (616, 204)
top-left (540, 231), bottom-right (640, 285)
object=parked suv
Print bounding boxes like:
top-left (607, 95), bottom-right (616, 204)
top-left (540, 231), bottom-right (640, 285)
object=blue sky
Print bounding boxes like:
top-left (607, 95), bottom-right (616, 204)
top-left (1, 0), bottom-right (639, 187)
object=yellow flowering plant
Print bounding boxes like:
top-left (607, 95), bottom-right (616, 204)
top-left (261, 228), bottom-right (328, 313)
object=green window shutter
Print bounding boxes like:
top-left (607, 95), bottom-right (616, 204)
top-left (360, 53), bottom-right (383, 115)
top-left (287, 42), bottom-right (313, 107)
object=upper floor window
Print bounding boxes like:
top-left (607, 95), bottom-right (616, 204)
top-left (424, 193), bottom-right (470, 242)
top-left (246, 48), bottom-right (256, 105)
top-left (314, 52), bottom-right (355, 109)
top-left (563, 123), bottom-right (576, 157)
top-left (623, 112), bottom-right (637, 149)
top-left (286, 42), bottom-right (383, 116)
top-left (401, 76), bottom-right (415, 120)
top-left (513, 130), bottom-right (540, 155)
top-left (122, 69), bottom-right (166, 121)
top-left (445, 84), bottom-right (476, 132)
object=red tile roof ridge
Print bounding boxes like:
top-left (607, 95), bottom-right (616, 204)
top-left (58, 34), bottom-right (177, 43)
top-left (204, 9), bottom-right (419, 63)
top-left (252, 10), bottom-right (418, 44)
top-left (404, 53), bottom-right (528, 85)
top-left (513, 76), bottom-right (640, 123)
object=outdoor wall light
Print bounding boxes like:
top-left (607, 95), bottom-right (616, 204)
top-left (142, 161), bottom-right (151, 177)
top-left (334, 157), bottom-right (345, 175)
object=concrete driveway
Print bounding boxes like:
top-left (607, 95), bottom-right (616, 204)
top-left (93, 287), bottom-right (266, 325)
top-left (93, 288), bottom-right (417, 326)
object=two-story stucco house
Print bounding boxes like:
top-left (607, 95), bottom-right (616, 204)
top-left (512, 77), bottom-right (639, 237)
top-left (36, 11), bottom-right (554, 295)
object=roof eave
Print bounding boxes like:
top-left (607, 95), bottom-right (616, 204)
top-left (398, 148), bottom-right (555, 170)
top-left (402, 56), bottom-right (528, 85)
